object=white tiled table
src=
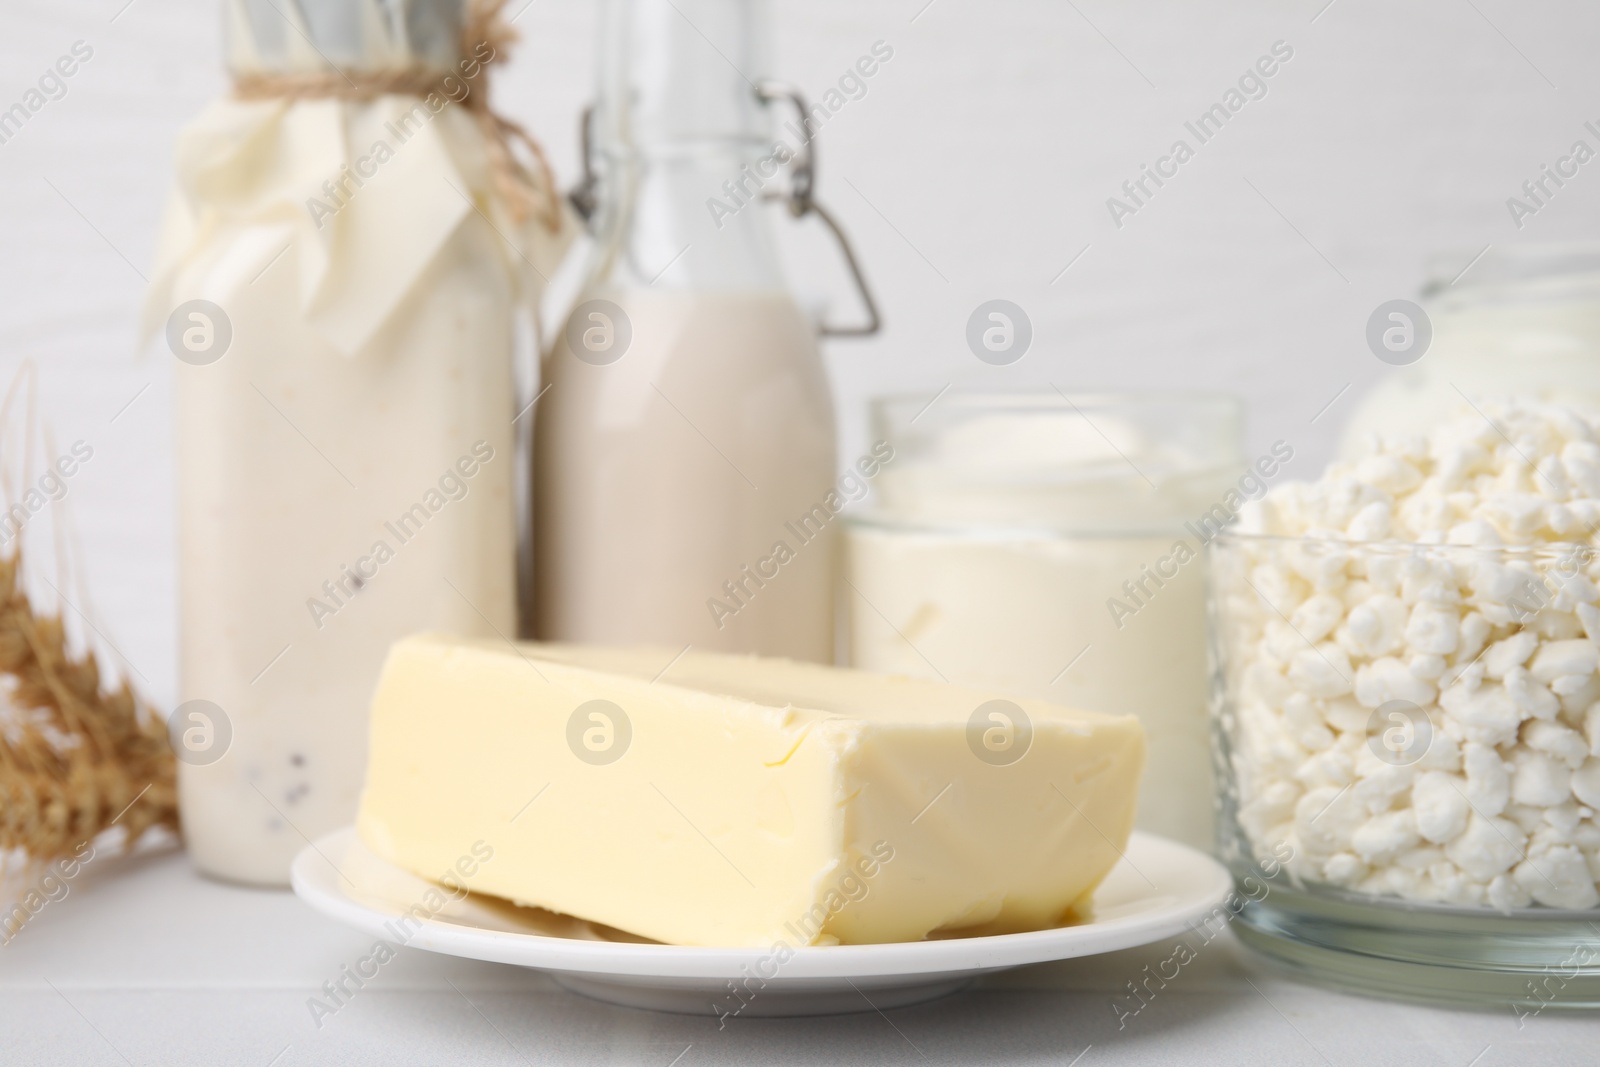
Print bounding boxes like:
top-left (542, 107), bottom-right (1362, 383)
top-left (2, 843), bottom-right (1594, 1066)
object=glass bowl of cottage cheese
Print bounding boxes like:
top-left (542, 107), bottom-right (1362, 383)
top-left (1210, 401), bottom-right (1600, 1008)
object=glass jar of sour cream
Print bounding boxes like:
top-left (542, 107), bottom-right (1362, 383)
top-left (843, 392), bottom-right (1248, 849)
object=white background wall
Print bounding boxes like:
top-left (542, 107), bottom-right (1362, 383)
top-left (3, 0), bottom-right (1599, 704)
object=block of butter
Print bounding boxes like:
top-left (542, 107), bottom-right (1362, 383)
top-left (357, 635), bottom-right (1145, 948)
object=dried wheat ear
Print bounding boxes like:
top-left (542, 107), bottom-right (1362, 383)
top-left (0, 549), bottom-right (178, 864)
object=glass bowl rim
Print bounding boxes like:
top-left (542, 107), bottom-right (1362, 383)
top-left (1211, 528), bottom-right (1599, 557)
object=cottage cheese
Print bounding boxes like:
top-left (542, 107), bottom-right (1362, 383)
top-left (1221, 402), bottom-right (1600, 910)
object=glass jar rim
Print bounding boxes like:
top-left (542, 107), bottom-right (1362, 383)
top-left (1421, 241), bottom-right (1600, 298)
top-left (873, 388), bottom-right (1242, 420)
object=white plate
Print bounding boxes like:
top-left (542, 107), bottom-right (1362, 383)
top-left (292, 827), bottom-right (1230, 1017)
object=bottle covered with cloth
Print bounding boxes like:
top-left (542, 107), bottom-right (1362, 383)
top-left (145, 0), bottom-right (571, 885)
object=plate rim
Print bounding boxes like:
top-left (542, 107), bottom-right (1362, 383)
top-left (291, 827), bottom-right (1232, 980)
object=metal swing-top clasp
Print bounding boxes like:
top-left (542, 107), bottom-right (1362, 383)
top-left (568, 85), bottom-right (882, 339)
top-left (753, 80), bottom-right (881, 338)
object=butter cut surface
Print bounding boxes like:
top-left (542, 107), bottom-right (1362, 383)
top-left (356, 635), bottom-right (1145, 948)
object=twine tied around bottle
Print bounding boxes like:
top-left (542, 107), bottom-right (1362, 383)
top-left (230, 0), bottom-right (562, 232)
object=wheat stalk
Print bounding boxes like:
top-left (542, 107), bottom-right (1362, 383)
top-left (0, 547), bottom-right (177, 864)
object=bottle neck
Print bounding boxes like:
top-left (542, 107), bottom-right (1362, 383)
top-left (588, 0), bottom-right (787, 292)
top-left (226, 0), bottom-right (465, 75)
